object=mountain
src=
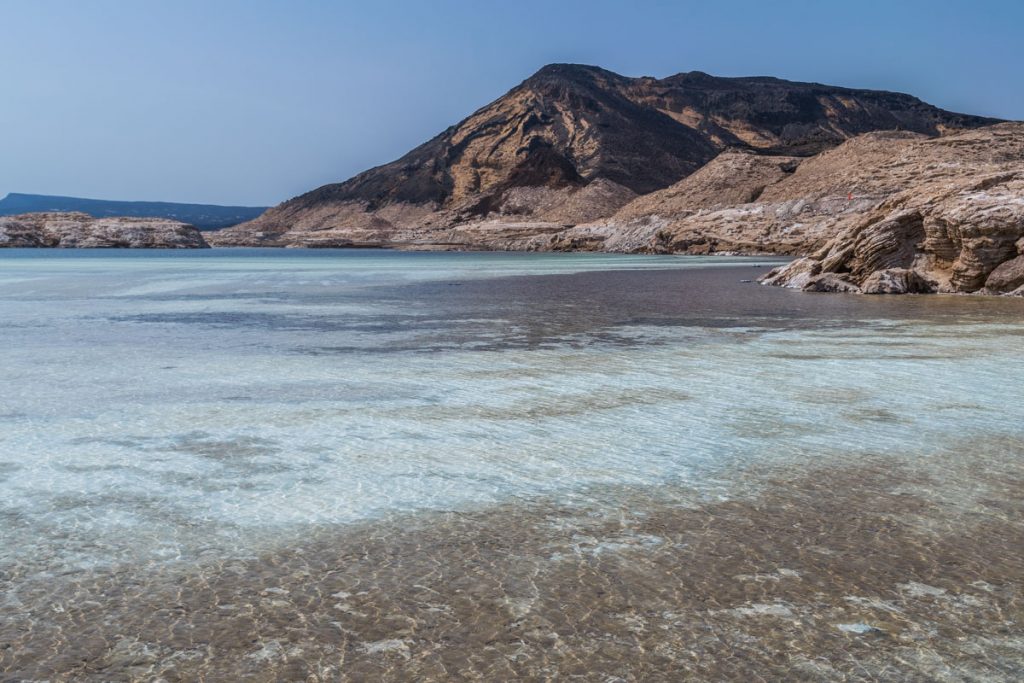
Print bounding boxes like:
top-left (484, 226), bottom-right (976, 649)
top-left (0, 194), bottom-right (267, 231)
top-left (209, 63), bottom-right (1000, 247)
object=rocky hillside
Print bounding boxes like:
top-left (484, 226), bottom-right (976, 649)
top-left (209, 64), bottom-right (997, 247)
top-left (0, 212), bottom-right (210, 248)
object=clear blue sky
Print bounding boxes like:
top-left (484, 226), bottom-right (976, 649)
top-left (2, 0), bottom-right (1021, 206)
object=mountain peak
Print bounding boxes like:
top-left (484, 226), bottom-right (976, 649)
top-left (526, 63), bottom-right (611, 79)
top-left (520, 63), bottom-right (629, 92)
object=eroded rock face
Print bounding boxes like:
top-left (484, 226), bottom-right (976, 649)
top-left (209, 63), bottom-right (996, 248)
top-left (757, 125), bottom-right (1024, 295)
top-left (0, 213), bottom-right (209, 248)
top-left (761, 175), bottom-right (1024, 295)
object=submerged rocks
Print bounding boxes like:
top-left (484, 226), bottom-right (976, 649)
top-left (0, 212), bottom-right (209, 248)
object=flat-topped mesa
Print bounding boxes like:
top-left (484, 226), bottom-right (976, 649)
top-left (208, 63), bottom-right (999, 248)
top-left (0, 212), bottom-right (210, 248)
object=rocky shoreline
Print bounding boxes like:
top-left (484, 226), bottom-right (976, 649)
top-left (0, 212), bottom-right (209, 248)
top-left (754, 127), bottom-right (1024, 296)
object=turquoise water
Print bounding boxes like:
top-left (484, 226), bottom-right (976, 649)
top-left (1, 249), bottom-right (1023, 578)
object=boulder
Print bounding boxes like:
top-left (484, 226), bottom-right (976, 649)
top-left (860, 269), bottom-right (936, 295)
top-left (984, 255), bottom-right (1024, 293)
top-left (803, 273), bottom-right (861, 293)
top-left (761, 257), bottom-right (821, 289)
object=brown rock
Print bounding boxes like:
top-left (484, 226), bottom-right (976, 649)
top-left (610, 150), bottom-right (803, 220)
top-left (555, 126), bottom-right (1024, 260)
top-left (761, 257), bottom-right (821, 289)
top-left (985, 255), bottom-right (1024, 293)
top-left (803, 273), bottom-right (862, 293)
top-left (758, 125), bottom-right (1024, 295)
top-left (860, 269), bottom-right (936, 295)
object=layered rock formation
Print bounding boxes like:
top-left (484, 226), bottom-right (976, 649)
top-left (758, 125), bottom-right (1024, 295)
top-left (439, 123), bottom-right (1024, 296)
top-left (0, 212), bottom-right (210, 248)
top-left (208, 64), bottom-right (997, 248)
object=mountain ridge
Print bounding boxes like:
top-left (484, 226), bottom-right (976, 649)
top-left (0, 193), bottom-right (267, 231)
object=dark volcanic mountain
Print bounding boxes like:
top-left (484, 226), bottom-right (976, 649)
top-left (210, 64), bottom-right (1000, 247)
top-left (0, 194), bottom-right (267, 231)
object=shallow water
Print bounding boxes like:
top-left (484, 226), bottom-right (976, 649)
top-left (1, 249), bottom-right (1023, 680)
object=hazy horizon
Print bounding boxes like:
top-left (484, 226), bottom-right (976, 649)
top-left (3, 0), bottom-right (1022, 206)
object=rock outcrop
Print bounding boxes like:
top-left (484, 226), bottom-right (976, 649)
top-left (208, 64), bottom-right (997, 248)
top-left (0, 212), bottom-right (210, 248)
top-left (760, 125), bottom-right (1024, 295)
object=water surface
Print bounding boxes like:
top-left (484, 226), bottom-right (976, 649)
top-left (1, 249), bottom-right (1022, 681)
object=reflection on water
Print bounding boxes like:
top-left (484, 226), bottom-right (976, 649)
top-left (1, 249), bottom-right (1023, 680)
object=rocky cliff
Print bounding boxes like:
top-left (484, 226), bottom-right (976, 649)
top-left (208, 64), bottom-right (997, 248)
top-left (0, 212), bottom-right (210, 248)
top-left (756, 124), bottom-right (1024, 295)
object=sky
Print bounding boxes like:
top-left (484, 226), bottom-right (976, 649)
top-left (1, 0), bottom-right (1022, 206)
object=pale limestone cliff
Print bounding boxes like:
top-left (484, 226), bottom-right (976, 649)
top-left (0, 213), bottom-right (209, 248)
